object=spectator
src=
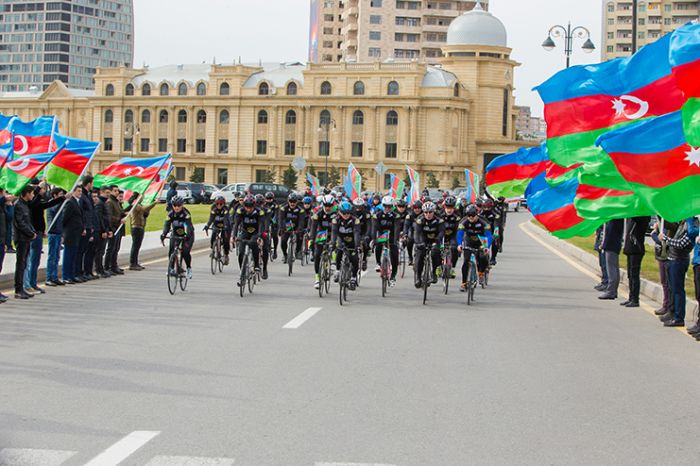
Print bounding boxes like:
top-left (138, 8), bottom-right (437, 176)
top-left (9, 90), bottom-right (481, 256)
top-left (166, 180), bottom-right (178, 212)
top-left (5, 200), bottom-right (15, 253)
top-left (593, 226), bottom-right (608, 292)
top-left (94, 187), bottom-right (112, 278)
top-left (86, 188), bottom-right (102, 279)
top-left (599, 219), bottom-right (624, 300)
top-left (13, 185), bottom-right (37, 299)
top-left (105, 185), bottom-right (125, 275)
top-left (651, 219), bottom-right (678, 317)
top-left (45, 188), bottom-right (66, 287)
top-left (688, 218), bottom-right (700, 340)
top-left (621, 216), bottom-right (651, 308)
top-left (128, 193), bottom-right (157, 271)
top-left (62, 186), bottom-right (84, 284)
top-left (0, 188), bottom-right (12, 302)
top-left (77, 176), bottom-right (95, 281)
top-left (659, 217), bottom-right (698, 328)
top-left (25, 182), bottom-right (64, 294)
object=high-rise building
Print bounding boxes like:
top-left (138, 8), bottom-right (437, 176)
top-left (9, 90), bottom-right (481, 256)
top-left (601, 0), bottom-right (699, 61)
top-left (0, 0), bottom-right (134, 92)
top-left (309, 0), bottom-right (489, 64)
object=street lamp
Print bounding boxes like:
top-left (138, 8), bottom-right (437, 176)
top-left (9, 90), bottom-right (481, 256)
top-left (542, 22), bottom-right (595, 68)
top-left (124, 122), bottom-right (140, 157)
top-left (317, 117), bottom-right (336, 188)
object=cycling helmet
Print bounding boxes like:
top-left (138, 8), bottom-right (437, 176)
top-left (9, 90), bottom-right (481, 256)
top-left (372, 192), bottom-right (382, 201)
top-left (475, 198), bottom-right (484, 207)
top-left (382, 196), bottom-right (395, 207)
top-left (288, 192), bottom-right (299, 202)
top-left (322, 194), bottom-right (335, 206)
top-left (483, 199), bottom-right (494, 208)
top-left (396, 199), bottom-right (408, 208)
top-left (422, 201), bottom-right (437, 213)
top-left (214, 195), bottom-right (225, 203)
top-left (444, 196), bottom-right (457, 207)
top-left (353, 198), bottom-right (365, 207)
top-left (265, 191), bottom-right (275, 200)
top-left (233, 192), bottom-right (244, 201)
top-left (255, 194), bottom-right (265, 205)
top-left (303, 195), bottom-right (313, 204)
top-left (412, 200), bottom-right (423, 210)
top-left (442, 191), bottom-right (449, 199)
top-left (316, 195), bottom-right (324, 204)
top-left (322, 187), bottom-right (331, 195)
top-left (339, 200), bottom-right (353, 213)
top-left (171, 196), bottom-right (184, 206)
top-left (243, 195), bottom-right (255, 207)
top-left (466, 205), bottom-right (479, 217)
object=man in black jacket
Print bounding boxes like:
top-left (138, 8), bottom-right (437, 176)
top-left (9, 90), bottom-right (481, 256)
top-left (25, 182), bottom-right (64, 293)
top-left (94, 187), bottom-right (112, 278)
top-left (62, 186), bottom-right (84, 284)
top-left (13, 185), bottom-right (37, 299)
top-left (0, 188), bottom-right (11, 302)
top-left (621, 216), bottom-right (651, 308)
top-left (77, 176), bottom-right (95, 281)
top-left (600, 219), bottom-right (625, 300)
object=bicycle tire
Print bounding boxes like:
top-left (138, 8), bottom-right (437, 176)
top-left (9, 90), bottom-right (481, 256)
top-left (210, 246), bottom-right (217, 275)
top-left (287, 236), bottom-right (295, 276)
top-left (324, 255), bottom-right (331, 294)
top-left (400, 247), bottom-right (406, 279)
top-left (239, 253), bottom-right (248, 297)
top-left (381, 253), bottom-right (389, 297)
top-left (443, 257), bottom-right (451, 295)
top-left (217, 239), bottom-right (224, 272)
top-left (178, 254), bottom-right (188, 291)
top-left (422, 255), bottom-right (431, 305)
top-left (248, 262), bottom-right (255, 293)
top-left (167, 253), bottom-right (178, 295)
top-left (356, 250), bottom-right (363, 286)
top-left (466, 261), bottom-right (473, 306)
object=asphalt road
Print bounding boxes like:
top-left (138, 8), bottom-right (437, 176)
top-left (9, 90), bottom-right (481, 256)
top-left (1, 212), bottom-right (699, 466)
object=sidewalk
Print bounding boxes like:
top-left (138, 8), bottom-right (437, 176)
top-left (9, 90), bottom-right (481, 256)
top-left (0, 224), bottom-right (208, 288)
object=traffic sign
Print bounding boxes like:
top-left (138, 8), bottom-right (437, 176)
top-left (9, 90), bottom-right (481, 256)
top-left (292, 157), bottom-right (306, 171)
top-left (374, 162), bottom-right (387, 176)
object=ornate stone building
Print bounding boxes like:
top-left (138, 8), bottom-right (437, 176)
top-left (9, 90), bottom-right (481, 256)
top-left (0, 6), bottom-right (522, 190)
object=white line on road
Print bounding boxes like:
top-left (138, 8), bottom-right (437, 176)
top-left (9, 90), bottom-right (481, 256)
top-left (283, 307), bottom-right (322, 329)
top-left (0, 448), bottom-right (77, 466)
top-left (83, 431), bottom-right (160, 466)
top-left (145, 456), bottom-right (235, 466)
top-left (315, 463), bottom-right (396, 466)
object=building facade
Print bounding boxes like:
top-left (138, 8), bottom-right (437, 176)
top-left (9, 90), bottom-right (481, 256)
top-left (601, 0), bottom-right (699, 60)
top-left (0, 0), bottom-right (134, 92)
top-left (514, 106), bottom-right (546, 142)
top-left (1, 6), bottom-right (521, 191)
top-left (310, 0), bottom-right (489, 64)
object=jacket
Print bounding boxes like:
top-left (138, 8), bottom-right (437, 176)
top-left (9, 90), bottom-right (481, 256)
top-left (693, 217), bottom-right (700, 266)
top-left (105, 195), bottom-right (123, 230)
top-left (79, 188), bottom-right (95, 231)
top-left (28, 190), bottom-right (64, 233)
top-left (13, 198), bottom-right (36, 242)
top-left (0, 195), bottom-right (6, 243)
top-left (667, 218), bottom-right (698, 261)
top-left (46, 201), bottom-right (64, 235)
top-left (94, 196), bottom-right (110, 234)
top-left (130, 202), bottom-right (157, 229)
top-left (652, 220), bottom-right (678, 261)
top-left (623, 216), bottom-right (650, 256)
top-left (601, 219), bottom-right (624, 254)
top-left (62, 197), bottom-right (84, 246)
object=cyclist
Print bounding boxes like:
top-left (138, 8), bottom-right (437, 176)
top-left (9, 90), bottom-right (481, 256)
top-left (403, 200), bottom-right (423, 266)
top-left (310, 194), bottom-right (336, 289)
top-left (371, 196), bottom-right (400, 286)
top-left (256, 194), bottom-right (272, 279)
top-left (492, 195), bottom-right (508, 264)
top-left (160, 196), bottom-right (195, 279)
top-left (204, 195), bottom-right (231, 266)
top-left (369, 193), bottom-right (382, 214)
top-left (229, 191), bottom-right (244, 216)
top-left (352, 198), bottom-right (371, 271)
top-left (232, 195), bottom-right (265, 278)
top-left (264, 192), bottom-right (280, 260)
top-left (413, 201), bottom-right (444, 289)
top-left (439, 196), bottom-right (460, 279)
top-left (278, 192), bottom-right (306, 264)
top-left (457, 204), bottom-right (492, 290)
top-left (331, 200), bottom-right (361, 290)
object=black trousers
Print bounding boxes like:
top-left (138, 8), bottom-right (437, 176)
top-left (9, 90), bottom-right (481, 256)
top-left (83, 231), bottom-right (96, 275)
top-left (94, 236), bottom-right (107, 274)
top-left (105, 230), bottom-right (122, 270)
top-left (694, 264), bottom-right (700, 308)
top-left (375, 242), bottom-right (399, 279)
top-left (626, 253), bottom-right (644, 303)
top-left (14, 239), bottom-right (30, 293)
top-left (130, 227), bottom-right (145, 266)
top-left (75, 233), bottom-right (89, 276)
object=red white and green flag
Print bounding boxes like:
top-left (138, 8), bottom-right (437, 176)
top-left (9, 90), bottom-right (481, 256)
top-left (93, 154), bottom-right (170, 193)
top-left (0, 145), bottom-right (62, 195)
top-left (344, 162), bottom-right (362, 200)
top-left (0, 116), bottom-right (57, 156)
top-left (465, 168), bottom-right (480, 203)
top-left (388, 173), bottom-right (405, 200)
top-left (123, 156), bottom-right (173, 207)
top-left (45, 134), bottom-right (99, 191)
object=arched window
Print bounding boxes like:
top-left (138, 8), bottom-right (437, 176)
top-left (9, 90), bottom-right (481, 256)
top-left (177, 110), bottom-right (187, 123)
top-left (286, 110), bottom-right (296, 124)
top-left (320, 110), bottom-right (331, 126)
top-left (197, 110), bottom-right (207, 123)
top-left (104, 109), bottom-right (113, 123)
top-left (352, 110), bottom-right (364, 125)
top-left (259, 82), bottom-right (269, 95)
top-left (124, 109), bottom-right (133, 123)
top-left (353, 81), bottom-right (365, 96)
top-left (105, 84), bottom-right (114, 96)
top-left (287, 82), bottom-right (297, 95)
top-left (453, 83), bottom-right (460, 97)
top-left (125, 84), bottom-right (134, 96)
top-left (142, 83), bottom-right (151, 96)
top-left (219, 82), bottom-right (230, 96)
top-left (196, 82), bottom-right (206, 96)
top-left (178, 83), bottom-right (188, 96)
top-left (386, 110), bottom-right (398, 126)
top-left (219, 110), bottom-right (229, 124)
top-left (387, 81), bottom-right (399, 95)
top-left (160, 83), bottom-right (169, 96)
top-left (141, 109), bottom-right (151, 123)
top-left (159, 110), bottom-right (169, 123)
top-left (258, 110), bottom-right (268, 124)
top-left (320, 81), bottom-right (332, 95)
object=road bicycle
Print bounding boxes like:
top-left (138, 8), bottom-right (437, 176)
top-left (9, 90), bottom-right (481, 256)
top-left (420, 245), bottom-right (436, 305)
top-left (318, 242), bottom-right (332, 298)
top-left (286, 228), bottom-right (297, 276)
top-left (463, 246), bottom-right (480, 306)
top-left (208, 226), bottom-right (225, 275)
top-left (238, 239), bottom-right (260, 298)
top-left (440, 242), bottom-right (455, 295)
top-left (399, 238), bottom-right (407, 279)
top-left (338, 246), bottom-right (354, 306)
top-left (356, 243), bottom-right (366, 286)
top-left (165, 235), bottom-right (188, 295)
top-left (378, 235), bottom-right (392, 297)
top-left (301, 231), bottom-right (311, 267)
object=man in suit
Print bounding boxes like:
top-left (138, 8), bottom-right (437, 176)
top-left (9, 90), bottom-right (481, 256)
top-left (62, 186), bottom-right (85, 284)
top-left (13, 185), bottom-right (37, 299)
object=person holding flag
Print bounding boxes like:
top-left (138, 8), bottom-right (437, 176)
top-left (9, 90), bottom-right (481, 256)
top-left (13, 185), bottom-right (38, 299)
top-left (128, 192), bottom-right (158, 271)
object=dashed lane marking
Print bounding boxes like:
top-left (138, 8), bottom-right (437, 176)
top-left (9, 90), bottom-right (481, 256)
top-left (144, 455), bottom-right (235, 465)
top-left (283, 307), bottom-right (322, 329)
top-left (83, 431), bottom-right (160, 466)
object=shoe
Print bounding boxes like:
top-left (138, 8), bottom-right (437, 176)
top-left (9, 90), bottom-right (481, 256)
top-left (435, 267), bottom-right (442, 278)
top-left (262, 269), bottom-right (268, 280)
top-left (408, 260), bottom-right (414, 266)
top-left (414, 280), bottom-right (422, 289)
top-left (333, 272), bottom-right (339, 283)
top-left (32, 286), bottom-right (45, 294)
top-left (272, 251), bottom-right (277, 260)
top-left (128, 265), bottom-right (142, 271)
top-left (594, 283), bottom-right (607, 291)
top-left (460, 282), bottom-right (467, 292)
top-left (431, 274), bottom-right (438, 284)
top-left (111, 268), bottom-right (124, 275)
top-left (14, 292), bottom-right (31, 299)
top-left (654, 307), bottom-right (666, 316)
top-left (695, 333), bottom-right (700, 341)
top-left (660, 313), bottom-right (675, 323)
top-left (0, 294), bottom-right (7, 303)
top-left (282, 256), bottom-right (288, 264)
top-left (450, 270), bottom-right (456, 279)
top-left (362, 260), bottom-right (367, 271)
top-left (100, 272), bottom-right (111, 279)
top-left (186, 267), bottom-right (193, 279)
top-left (490, 259), bottom-right (497, 266)
top-left (389, 278), bottom-right (396, 287)
top-left (349, 278), bottom-right (357, 291)
top-left (63, 279), bottom-right (76, 285)
top-left (687, 324), bottom-right (700, 335)
top-left (625, 302), bottom-right (640, 308)
top-left (314, 280), bottom-right (320, 289)
top-left (45, 281), bottom-right (57, 287)
top-left (55, 279), bottom-right (65, 286)
top-left (598, 293), bottom-right (617, 300)
top-left (73, 277), bottom-right (85, 283)
top-left (375, 265), bottom-right (381, 273)
top-left (620, 300), bottom-right (631, 306)
top-left (478, 273), bottom-right (485, 286)
top-left (79, 275), bottom-right (91, 281)
top-left (664, 320), bottom-right (685, 327)
top-left (90, 273), bottom-right (101, 279)
top-left (7, 247), bottom-right (16, 254)
top-left (224, 255), bottom-right (230, 266)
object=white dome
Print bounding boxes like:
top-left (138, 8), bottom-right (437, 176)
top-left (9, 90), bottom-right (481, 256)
top-left (446, 2), bottom-right (507, 48)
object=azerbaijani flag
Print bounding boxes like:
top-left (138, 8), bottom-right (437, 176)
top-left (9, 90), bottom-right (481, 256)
top-left (123, 156), bottom-right (173, 207)
top-left (315, 230), bottom-right (328, 243)
top-left (389, 174), bottom-right (405, 200)
top-left (407, 184), bottom-right (420, 205)
top-left (345, 162), bottom-right (362, 200)
top-left (307, 172), bottom-right (321, 196)
top-left (545, 161), bottom-right (581, 186)
top-left (0, 114), bottom-right (15, 140)
top-left (669, 23), bottom-right (700, 145)
top-left (0, 145), bottom-right (62, 195)
top-left (46, 134), bottom-right (99, 191)
top-left (573, 182), bottom-right (651, 221)
top-left (0, 133), bottom-right (14, 170)
top-left (0, 116), bottom-right (57, 156)
top-left (406, 165), bottom-right (420, 189)
top-left (596, 109), bottom-right (700, 221)
top-left (525, 173), bottom-right (602, 239)
top-left (465, 169), bottom-right (480, 203)
top-left (485, 144), bottom-right (548, 198)
top-left (377, 230), bottom-right (390, 243)
top-left (93, 154), bottom-right (170, 193)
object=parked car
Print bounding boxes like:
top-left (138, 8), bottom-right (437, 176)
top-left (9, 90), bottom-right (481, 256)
top-left (174, 182), bottom-right (215, 204)
top-left (158, 187), bottom-right (193, 204)
top-left (211, 182), bottom-right (292, 204)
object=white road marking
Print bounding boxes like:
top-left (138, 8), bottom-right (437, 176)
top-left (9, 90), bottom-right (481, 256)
top-left (315, 463), bottom-right (396, 466)
top-left (283, 307), bottom-right (322, 329)
top-left (145, 456), bottom-right (235, 466)
top-left (0, 448), bottom-right (76, 466)
top-left (83, 431), bottom-right (160, 466)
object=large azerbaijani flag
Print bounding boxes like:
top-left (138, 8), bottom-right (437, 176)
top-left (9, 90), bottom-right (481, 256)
top-left (485, 144), bottom-right (548, 198)
top-left (0, 133), bottom-right (14, 170)
top-left (0, 116), bottom-right (57, 156)
top-left (46, 134), bottom-right (99, 191)
top-left (669, 22), bottom-right (700, 145)
top-left (123, 156), bottom-right (173, 207)
top-left (0, 114), bottom-right (15, 138)
top-left (307, 172), bottom-right (321, 196)
top-left (465, 169), bottom-right (480, 203)
top-left (0, 146), bottom-right (62, 195)
top-left (596, 109), bottom-right (700, 221)
top-left (93, 154), bottom-right (170, 193)
top-left (388, 173), bottom-right (405, 201)
top-left (345, 162), bottom-right (362, 200)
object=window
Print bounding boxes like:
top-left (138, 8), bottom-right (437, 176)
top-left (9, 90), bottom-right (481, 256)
top-left (140, 138), bottom-right (149, 152)
top-left (105, 84), bottom-right (114, 96)
top-left (158, 138), bottom-right (168, 152)
top-left (258, 110), bottom-right (268, 124)
top-left (176, 139), bottom-right (186, 152)
top-left (178, 83), bottom-right (188, 96)
top-left (287, 82), bottom-right (297, 95)
top-left (502, 88), bottom-right (509, 137)
top-left (387, 81), bottom-right (399, 95)
top-left (319, 141), bottom-right (330, 156)
top-left (352, 142), bottom-right (363, 157)
top-left (217, 168), bottom-right (228, 185)
top-left (219, 110), bottom-right (229, 124)
top-left (369, 47), bottom-right (381, 58)
top-left (386, 110), bottom-right (398, 126)
top-left (197, 110), bottom-right (207, 123)
top-left (286, 110), bottom-right (297, 124)
top-left (259, 82), bottom-right (269, 95)
top-left (257, 140), bottom-right (267, 154)
top-left (370, 14), bottom-right (382, 24)
top-left (125, 84), bottom-right (134, 96)
top-left (607, 45), bottom-right (614, 53)
top-left (384, 173), bottom-right (392, 190)
top-left (353, 81), bottom-right (365, 95)
top-left (664, 4), bottom-right (672, 12)
top-left (175, 167), bottom-right (186, 180)
top-left (177, 110), bottom-right (187, 123)
top-left (219, 82), bottom-right (230, 95)
top-left (123, 138), bottom-right (133, 152)
top-left (255, 170), bottom-right (271, 182)
top-left (453, 83), bottom-right (460, 97)
top-left (320, 81), bottom-right (332, 95)
top-left (160, 83), bottom-right (169, 96)
top-left (607, 2), bottom-right (614, 12)
top-left (369, 31), bottom-right (381, 40)
top-left (142, 83), bottom-right (151, 96)
top-left (124, 110), bottom-right (133, 123)
top-left (385, 142), bottom-right (397, 158)
top-left (218, 139), bottom-right (229, 154)
top-left (371, 0), bottom-right (382, 7)
top-left (284, 140), bottom-right (296, 155)
top-left (352, 110), bottom-right (364, 125)
top-left (141, 109), bottom-right (151, 123)
top-left (103, 137), bottom-right (113, 151)
top-left (159, 110), bottom-right (169, 123)
top-left (196, 82), bottom-right (207, 96)
top-left (104, 109), bottom-right (113, 123)
top-left (320, 110), bottom-right (332, 126)
top-left (196, 139), bottom-right (206, 153)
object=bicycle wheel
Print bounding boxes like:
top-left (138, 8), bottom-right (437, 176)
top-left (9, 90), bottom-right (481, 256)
top-left (319, 253), bottom-right (328, 298)
top-left (217, 239), bottom-right (224, 272)
top-left (422, 256), bottom-right (431, 305)
top-left (178, 254), bottom-right (188, 291)
top-left (248, 264), bottom-right (255, 293)
top-left (324, 255), bottom-right (332, 294)
top-left (167, 253), bottom-right (178, 295)
top-left (400, 247), bottom-right (406, 278)
top-left (356, 250), bottom-right (363, 286)
top-left (381, 254), bottom-right (388, 297)
top-left (239, 253), bottom-right (248, 297)
top-left (210, 244), bottom-right (217, 275)
top-left (287, 237), bottom-right (295, 276)
top-left (443, 258), bottom-right (451, 295)
top-left (466, 262), bottom-right (473, 306)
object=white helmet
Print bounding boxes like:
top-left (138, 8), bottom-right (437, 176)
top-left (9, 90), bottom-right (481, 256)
top-left (316, 195), bottom-right (323, 203)
top-left (353, 198), bottom-right (365, 207)
top-left (382, 196), bottom-right (395, 207)
top-left (322, 194), bottom-right (335, 206)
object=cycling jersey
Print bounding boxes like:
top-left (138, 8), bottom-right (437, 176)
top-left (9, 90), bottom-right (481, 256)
top-left (310, 209), bottom-right (336, 243)
top-left (233, 207), bottom-right (265, 239)
top-left (332, 215), bottom-right (361, 248)
top-left (163, 209), bottom-right (194, 239)
top-left (456, 216), bottom-right (492, 249)
top-left (278, 204), bottom-right (305, 233)
top-left (441, 212), bottom-right (461, 242)
top-left (372, 210), bottom-right (401, 243)
top-left (207, 206), bottom-right (230, 230)
top-left (414, 214), bottom-right (444, 245)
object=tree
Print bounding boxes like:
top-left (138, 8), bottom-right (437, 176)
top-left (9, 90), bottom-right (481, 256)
top-left (283, 164), bottom-right (298, 190)
top-left (426, 171), bottom-right (439, 188)
top-left (189, 167), bottom-right (204, 183)
top-left (306, 164), bottom-right (317, 188)
top-left (451, 174), bottom-right (461, 190)
top-left (327, 165), bottom-right (341, 189)
top-left (258, 169), bottom-right (276, 184)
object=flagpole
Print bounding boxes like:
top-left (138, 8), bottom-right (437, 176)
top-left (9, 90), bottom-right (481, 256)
top-left (45, 143), bottom-right (93, 234)
top-left (47, 116), bottom-right (58, 152)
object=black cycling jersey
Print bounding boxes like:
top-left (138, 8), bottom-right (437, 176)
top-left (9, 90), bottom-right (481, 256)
top-left (457, 216), bottom-right (491, 249)
top-left (163, 208), bottom-right (194, 239)
top-left (278, 204), bottom-right (306, 233)
top-left (414, 214), bottom-right (444, 245)
top-left (233, 207), bottom-right (265, 239)
top-left (207, 205), bottom-right (230, 230)
top-left (332, 215), bottom-right (361, 248)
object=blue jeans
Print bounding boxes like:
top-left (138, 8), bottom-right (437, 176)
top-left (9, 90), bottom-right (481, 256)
top-left (5, 204), bottom-right (13, 248)
top-left (47, 234), bottom-right (62, 282)
top-left (668, 257), bottom-right (690, 323)
top-left (62, 243), bottom-right (79, 282)
top-left (599, 250), bottom-right (608, 286)
top-left (24, 234), bottom-right (43, 289)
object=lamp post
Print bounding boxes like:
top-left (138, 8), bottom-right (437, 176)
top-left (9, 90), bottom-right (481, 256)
top-left (542, 22), bottom-right (595, 68)
top-left (317, 117), bottom-right (336, 187)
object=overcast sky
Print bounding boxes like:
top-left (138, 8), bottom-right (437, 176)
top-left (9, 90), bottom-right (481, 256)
top-left (133, 0), bottom-right (602, 117)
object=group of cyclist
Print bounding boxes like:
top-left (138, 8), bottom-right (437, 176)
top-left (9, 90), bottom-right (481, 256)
top-left (161, 186), bottom-right (509, 295)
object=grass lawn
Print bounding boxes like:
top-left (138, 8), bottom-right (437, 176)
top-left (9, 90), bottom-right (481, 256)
top-left (126, 203), bottom-right (212, 234)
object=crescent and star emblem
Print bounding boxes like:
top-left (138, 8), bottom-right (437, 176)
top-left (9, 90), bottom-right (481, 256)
top-left (8, 158), bottom-right (30, 171)
top-left (611, 95), bottom-right (650, 120)
top-left (124, 167), bottom-right (145, 176)
top-left (14, 135), bottom-right (29, 155)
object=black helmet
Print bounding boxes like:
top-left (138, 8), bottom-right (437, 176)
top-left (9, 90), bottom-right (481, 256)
top-left (254, 194), bottom-right (265, 205)
top-left (412, 200), bottom-right (423, 210)
top-left (466, 205), bottom-right (479, 217)
top-left (214, 195), bottom-right (225, 203)
top-left (372, 192), bottom-right (382, 201)
top-left (288, 192), bottom-right (299, 202)
top-left (396, 199), bottom-right (408, 208)
top-left (233, 192), bottom-right (244, 201)
top-left (444, 196), bottom-right (457, 207)
top-left (243, 195), bottom-right (255, 207)
top-left (171, 196), bottom-right (184, 206)
top-left (265, 191), bottom-right (275, 200)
